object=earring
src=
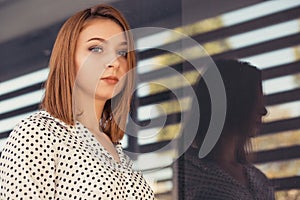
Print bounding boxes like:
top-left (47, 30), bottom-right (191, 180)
top-left (100, 115), bottom-right (112, 129)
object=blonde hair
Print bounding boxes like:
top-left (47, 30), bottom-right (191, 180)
top-left (41, 5), bottom-right (136, 143)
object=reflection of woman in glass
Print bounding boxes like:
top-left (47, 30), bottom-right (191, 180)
top-left (179, 59), bottom-right (275, 200)
top-left (0, 5), bottom-right (155, 199)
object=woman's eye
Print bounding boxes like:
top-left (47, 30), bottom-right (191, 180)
top-left (89, 46), bottom-right (103, 53)
top-left (117, 50), bottom-right (128, 57)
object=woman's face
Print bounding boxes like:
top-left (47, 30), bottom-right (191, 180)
top-left (251, 81), bottom-right (268, 136)
top-left (74, 18), bottom-right (129, 100)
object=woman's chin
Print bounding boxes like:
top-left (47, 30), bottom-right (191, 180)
top-left (94, 94), bottom-right (113, 101)
top-left (251, 127), bottom-right (261, 137)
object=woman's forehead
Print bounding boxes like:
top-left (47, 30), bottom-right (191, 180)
top-left (79, 18), bottom-right (126, 43)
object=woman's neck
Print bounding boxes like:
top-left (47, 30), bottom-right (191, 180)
top-left (74, 89), bottom-right (105, 134)
top-left (206, 134), bottom-right (239, 164)
top-left (203, 132), bottom-right (249, 186)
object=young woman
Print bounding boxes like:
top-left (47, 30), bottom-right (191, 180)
top-left (0, 4), bottom-right (155, 199)
top-left (179, 59), bottom-right (275, 200)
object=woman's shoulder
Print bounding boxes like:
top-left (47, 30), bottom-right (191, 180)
top-left (28, 110), bottom-right (71, 128)
top-left (246, 164), bottom-right (270, 182)
top-left (8, 110), bottom-right (73, 142)
top-left (245, 164), bottom-right (275, 199)
top-left (1, 111), bottom-right (64, 161)
top-left (180, 152), bottom-right (226, 187)
top-left (20, 110), bottom-right (70, 130)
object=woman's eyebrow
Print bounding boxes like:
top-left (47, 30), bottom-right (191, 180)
top-left (87, 38), bottom-right (127, 46)
top-left (119, 41), bottom-right (128, 46)
top-left (86, 37), bottom-right (106, 43)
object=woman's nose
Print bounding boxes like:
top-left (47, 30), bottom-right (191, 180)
top-left (107, 58), bottom-right (120, 69)
top-left (106, 51), bottom-right (121, 69)
top-left (261, 106), bottom-right (268, 116)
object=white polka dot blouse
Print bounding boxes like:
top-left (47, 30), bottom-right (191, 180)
top-left (0, 111), bottom-right (155, 199)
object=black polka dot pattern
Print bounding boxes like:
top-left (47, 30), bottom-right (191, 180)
top-left (0, 111), bottom-right (155, 199)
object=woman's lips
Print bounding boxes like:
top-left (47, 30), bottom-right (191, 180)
top-left (100, 76), bottom-right (119, 84)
